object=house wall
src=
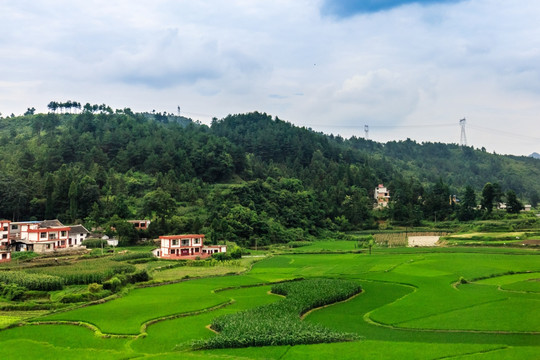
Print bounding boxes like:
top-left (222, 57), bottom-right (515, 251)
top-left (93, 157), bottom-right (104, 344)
top-left (0, 220), bottom-right (10, 247)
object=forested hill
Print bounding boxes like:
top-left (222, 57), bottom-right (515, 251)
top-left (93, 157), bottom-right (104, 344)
top-left (0, 109), bottom-right (538, 245)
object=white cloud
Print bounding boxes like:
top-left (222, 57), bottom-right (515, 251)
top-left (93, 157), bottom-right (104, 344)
top-left (0, 0), bottom-right (539, 155)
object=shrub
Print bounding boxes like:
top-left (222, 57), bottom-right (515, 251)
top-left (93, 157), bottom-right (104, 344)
top-left (229, 246), bottom-right (243, 259)
top-left (0, 282), bottom-right (27, 301)
top-left (212, 252), bottom-right (232, 261)
top-left (126, 270), bottom-right (150, 284)
top-left (10, 252), bottom-right (39, 261)
top-left (0, 271), bottom-right (64, 291)
top-left (88, 283), bottom-right (102, 293)
top-left (102, 277), bottom-right (122, 292)
top-left (60, 290), bottom-right (112, 303)
top-left (82, 239), bottom-right (109, 249)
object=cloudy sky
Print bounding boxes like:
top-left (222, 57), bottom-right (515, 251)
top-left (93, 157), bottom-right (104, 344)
top-left (1, 0), bottom-right (539, 156)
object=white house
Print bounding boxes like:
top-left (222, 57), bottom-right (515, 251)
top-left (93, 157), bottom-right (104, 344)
top-left (156, 234), bottom-right (226, 259)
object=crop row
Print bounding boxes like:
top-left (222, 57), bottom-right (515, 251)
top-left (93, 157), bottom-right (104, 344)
top-left (193, 278), bottom-right (361, 349)
top-left (0, 271), bottom-right (64, 291)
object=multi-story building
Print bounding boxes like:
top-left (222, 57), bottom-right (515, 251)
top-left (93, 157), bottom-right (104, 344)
top-left (374, 184), bottom-right (390, 208)
top-left (156, 234), bottom-right (226, 259)
top-left (0, 220), bottom-right (11, 262)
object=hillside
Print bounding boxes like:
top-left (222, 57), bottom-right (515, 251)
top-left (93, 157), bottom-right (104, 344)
top-left (0, 109), bottom-right (538, 245)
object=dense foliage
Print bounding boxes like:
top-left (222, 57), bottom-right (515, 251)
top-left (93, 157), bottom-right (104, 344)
top-left (194, 278), bottom-right (361, 349)
top-left (0, 108), bottom-right (538, 247)
top-left (0, 271), bottom-right (64, 291)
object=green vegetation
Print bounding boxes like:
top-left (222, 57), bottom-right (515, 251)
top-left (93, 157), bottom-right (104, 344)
top-left (0, 271), bottom-right (64, 291)
top-left (0, 248), bottom-right (538, 358)
top-left (1, 109), bottom-right (539, 248)
top-left (195, 278), bottom-right (361, 349)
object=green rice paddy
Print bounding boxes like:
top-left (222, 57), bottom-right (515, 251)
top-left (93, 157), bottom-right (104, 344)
top-left (0, 246), bottom-right (538, 358)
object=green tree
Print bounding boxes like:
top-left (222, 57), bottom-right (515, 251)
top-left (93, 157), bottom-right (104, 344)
top-left (458, 185), bottom-right (477, 221)
top-left (481, 183), bottom-right (495, 214)
top-left (505, 190), bottom-right (523, 214)
top-left (142, 188), bottom-right (176, 221)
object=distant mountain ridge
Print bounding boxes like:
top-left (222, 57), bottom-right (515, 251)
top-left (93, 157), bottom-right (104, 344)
top-left (530, 152), bottom-right (540, 159)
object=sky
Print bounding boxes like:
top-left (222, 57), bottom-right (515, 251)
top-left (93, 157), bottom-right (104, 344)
top-left (1, 0), bottom-right (539, 156)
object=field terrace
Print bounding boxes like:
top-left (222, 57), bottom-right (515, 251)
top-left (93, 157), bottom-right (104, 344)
top-left (0, 244), bottom-right (538, 359)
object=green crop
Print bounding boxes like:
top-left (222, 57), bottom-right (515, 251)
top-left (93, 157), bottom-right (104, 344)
top-left (194, 278), bottom-right (361, 349)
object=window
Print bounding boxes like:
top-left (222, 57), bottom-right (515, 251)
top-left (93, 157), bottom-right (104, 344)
top-left (2, 226), bottom-right (7, 231)
top-left (181, 239), bottom-right (189, 246)
top-left (40, 232), bottom-right (47, 239)
top-left (49, 233), bottom-right (57, 240)
top-left (172, 239), bottom-right (179, 246)
top-left (195, 248), bottom-right (200, 253)
top-left (11, 224), bottom-right (18, 230)
top-left (46, 244), bottom-right (51, 249)
top-left (193, 238), bottom-right (201, 245)
top-left (61, 231), bottom-right (66, 237)
top-left (2, 234), bottom-right (7, 239)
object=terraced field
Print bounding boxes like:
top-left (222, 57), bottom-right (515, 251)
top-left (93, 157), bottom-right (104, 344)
top-left (0, 246), bottom-right (538, 359)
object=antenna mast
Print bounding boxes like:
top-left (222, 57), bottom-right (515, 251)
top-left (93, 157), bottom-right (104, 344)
top-left (364, 125), bottom-right (369, 140)
top-left (459, 118), bottom-right (467, 146)
top-left (177, 106), bottom-right (181, 116)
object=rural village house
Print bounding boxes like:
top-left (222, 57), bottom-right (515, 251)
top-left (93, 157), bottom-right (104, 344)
top-left (0, 220), bottom-right (11, 262)
top-left (374, 184), bottom-right (390, 208)
top-left (127, 220), bottom-right (151, 230)
top-left (7, 219), bottom-right (88, 254)
top-left (154, 234), bottom-right (226, 260)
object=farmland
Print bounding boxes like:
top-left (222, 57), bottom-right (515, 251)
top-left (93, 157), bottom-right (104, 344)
top-left (0, 245), bottom-right (538, 358)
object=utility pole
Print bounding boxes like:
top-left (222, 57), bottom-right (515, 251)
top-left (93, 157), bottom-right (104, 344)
top-left (460, 118), bottom-right (467, 146)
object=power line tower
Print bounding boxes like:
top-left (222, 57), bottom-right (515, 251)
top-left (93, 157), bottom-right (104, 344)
top-left (177, 106), bottom-right (181, 116)
top-left (364, 125), bottom-right (369, 140)
top-left (459, 118), bottom-right (467, 146)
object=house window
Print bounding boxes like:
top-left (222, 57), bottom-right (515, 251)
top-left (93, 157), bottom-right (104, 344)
top-left (40, 232), bottom-right (47, 239)
top-left (2, 234), bottom-right (7, 239)
top-left (181, 239), bottom-right (189, 246)
top-left (50, 233), bottom-right (57, 240)
top-left (61, 231), bottom-right (66, 237)
top-left (193, 238), bottom-right (201, 245)
top-left (46, 244), bottom-right (51, 249)
top-left (172, 239), bottom-right (179, 246)
top-left (2, 226), bottom-right (7, 231)
top-left (195, 248), bottom-right (200, 253)
top-left (11, 224), bottom-right (18, 230)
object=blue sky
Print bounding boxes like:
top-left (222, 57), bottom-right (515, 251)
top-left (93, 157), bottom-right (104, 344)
top-left (0, 0), bottom-right (539, 156)
top-left (321, 0), bottom-right (462, 16)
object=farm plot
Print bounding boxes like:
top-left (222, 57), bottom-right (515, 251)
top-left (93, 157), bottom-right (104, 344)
top-left (39, 275), bottom-right (271, 334)
top-left (0, 248), bottom-right (538, 359)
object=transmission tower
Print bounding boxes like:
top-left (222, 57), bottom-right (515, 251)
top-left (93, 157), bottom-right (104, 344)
top-left (177, 106), bottom-right (181, 116)
top-left (459, 118), bottom-right (467, 146)
top-left (364, 125), bottom-right (369, 140)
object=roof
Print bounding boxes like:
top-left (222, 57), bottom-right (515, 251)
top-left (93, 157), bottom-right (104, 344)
top-left (68, 224), bottom-right (90, 234)
top-left (40, 219), bottom-right (64, 227)
top-left (159, 234), bottom-right (205, 240)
